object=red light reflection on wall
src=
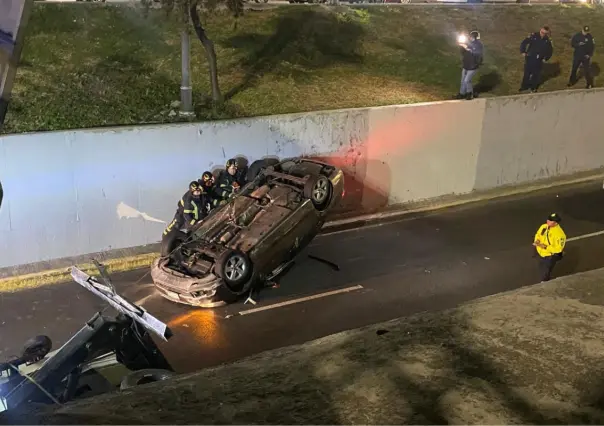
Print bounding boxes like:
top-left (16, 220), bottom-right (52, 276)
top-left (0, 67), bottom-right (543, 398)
top-left (307, 104), bottom-right (452, 214)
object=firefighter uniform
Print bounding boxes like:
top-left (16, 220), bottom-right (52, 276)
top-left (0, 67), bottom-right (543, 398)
top-left (520, 30), bottom-right (554, 92)
top-left (533, 213), bottom-right (566, 282)
top-left (568, 26), bottom-right (595, 88)
top-left (161, 181), bottom-right (208, 256)
top-left (215, 159), bottom-right (241, 206)
top-left (199, 171), bottom-right (219, 212)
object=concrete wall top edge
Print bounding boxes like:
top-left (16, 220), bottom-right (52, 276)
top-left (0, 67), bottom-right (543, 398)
top-left (0, 95), bottom-right (496, 140)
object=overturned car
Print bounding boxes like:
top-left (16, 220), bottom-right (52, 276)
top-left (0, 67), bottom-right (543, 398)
top-left (150, 157), bottom-right (345, 308)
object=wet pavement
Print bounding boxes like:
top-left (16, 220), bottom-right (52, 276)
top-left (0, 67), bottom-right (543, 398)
top-left (1, 180), bottom-right (604, 374)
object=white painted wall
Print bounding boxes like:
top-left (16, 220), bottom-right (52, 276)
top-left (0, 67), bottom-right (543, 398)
top-left (0, 89), bottom-right (602, 268)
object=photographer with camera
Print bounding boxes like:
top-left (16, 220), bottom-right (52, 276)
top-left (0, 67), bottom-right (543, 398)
top-left (454, 30), bottom-right (484, 101)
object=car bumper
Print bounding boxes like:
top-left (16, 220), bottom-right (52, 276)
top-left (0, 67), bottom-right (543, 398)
top-left (150, 259), bottom-right (226, 308)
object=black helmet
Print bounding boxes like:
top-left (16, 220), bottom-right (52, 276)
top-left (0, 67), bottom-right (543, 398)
top-left (201, 171), bottom-right (213, 181)
top-left (470, 30), bottom-right (480, 40)
top-left (189, 181), bottom-right (201, 191)
top-left (226, 158), bottom-right (238, 169)
top-left (547, 213), bottom-right (561, 223)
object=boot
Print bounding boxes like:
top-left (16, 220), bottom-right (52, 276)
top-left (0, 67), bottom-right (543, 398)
top-left (465, 92), bottom-right (473, 100)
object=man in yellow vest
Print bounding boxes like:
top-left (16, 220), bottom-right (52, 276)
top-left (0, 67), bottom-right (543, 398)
top-left (533, 213), bottom-right (566, 282)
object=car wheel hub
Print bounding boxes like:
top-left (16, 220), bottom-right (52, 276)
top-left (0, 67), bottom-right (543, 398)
top-left (225, 255), bottom-right (246, 281)
top-left (313, 179), bottom-right (328, 203)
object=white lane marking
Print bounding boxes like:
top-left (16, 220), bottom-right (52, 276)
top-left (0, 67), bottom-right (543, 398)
top-left (567, 230), bottom-right (604, 242)
top-left (134, 293), bottom-right (160, 306)
top-left (238, 285), bottom-right (364, 316)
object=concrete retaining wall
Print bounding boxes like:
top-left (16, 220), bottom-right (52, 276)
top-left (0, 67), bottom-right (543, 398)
top-left (0, 89), bottom-right (602, 269)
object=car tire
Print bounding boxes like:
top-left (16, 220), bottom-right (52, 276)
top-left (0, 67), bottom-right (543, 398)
top-left (246, 158), bottom-right (280, 182)
top-left (214, 249), bottom-right (253, 293)
top-left (21, 335), bottom-right (52, 360)
top-left (304, 175), bottom-right (333, 210)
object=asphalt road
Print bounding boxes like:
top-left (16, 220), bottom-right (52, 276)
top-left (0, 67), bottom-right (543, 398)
top-left (1, 180), bottom-right (604, 374)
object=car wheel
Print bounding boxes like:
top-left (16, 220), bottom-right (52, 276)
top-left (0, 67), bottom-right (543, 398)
top-left (304, 175), bottom-right (333, 210)
top-left (215, 249), bottom-right (253, 293)
top-left (246, 158), bottom-right (280, 181)
top-left (21, 335), bottom-right (52, 360)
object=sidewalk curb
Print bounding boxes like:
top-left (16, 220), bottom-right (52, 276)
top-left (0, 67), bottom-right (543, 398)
top-left (323, 171), bottom-right (604, 229)
top-left (2, 171), bottom-right (603, 294)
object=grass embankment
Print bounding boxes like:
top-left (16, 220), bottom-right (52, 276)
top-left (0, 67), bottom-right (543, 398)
top-left (4, 3), bottom-right (603, 134)
top-left (12, 267), bottom-right (604, 424)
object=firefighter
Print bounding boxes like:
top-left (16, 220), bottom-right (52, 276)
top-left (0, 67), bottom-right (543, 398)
top-left (199, 171), bottom-right (220, 211)
top-left (533, 213), bottom-right (566, 282)
top-left (161, 181), bottom-right (208, 256)
top-left (235, 162), bottom-right (249, 187)
top-left (215, 159), bottom-right (241, 206)
top-left (519, 26), bottom-right (554, 93)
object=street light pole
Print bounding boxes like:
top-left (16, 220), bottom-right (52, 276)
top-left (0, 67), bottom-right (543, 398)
top-left (180, 27), bottom-right (194, 116)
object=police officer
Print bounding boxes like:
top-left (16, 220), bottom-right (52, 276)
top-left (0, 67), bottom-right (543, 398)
top-left (199, 171), bottom-right (220, 211)
top-left (161, 181), bottom-right (208, 256)
top-left (455, 30), bottom-right (484, 101)
top-left (533, 213), bottom-right (566, 282)
top-left (519, 26), bottom-right (554, 93)
top-left (215, 159), bottom-right (241, 206)
top-left (568, 25), bottom-right (595, 89)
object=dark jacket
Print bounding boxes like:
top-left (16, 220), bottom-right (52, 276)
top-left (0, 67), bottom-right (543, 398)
top-left (520, 32), bottom-right (553, 61)
top-left (176, 190), bottom-right (209, 229)
top-left (216, 170), bottom-right (240, 201)
top-left (461, 39), bottom-right (484, 70)
top-left (235, 166), bottom-right (248, 187)
top-left (571, 32), bottom-right (595, 58)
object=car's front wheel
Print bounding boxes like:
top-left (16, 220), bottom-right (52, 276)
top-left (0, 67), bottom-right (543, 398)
top-left (215, 249), bottom-right (254, 294)
top-left (304, 175), bottom-right (333, 210)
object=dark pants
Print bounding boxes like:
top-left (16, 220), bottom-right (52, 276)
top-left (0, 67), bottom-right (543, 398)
top-left (538, 254), bottom-right (561, 282)
top-left (521, 57), bottom-right (543, 91)
top-left (569, 56), bottom-right (593, 87)
top-left (161, 218), bottom-right (185, 257)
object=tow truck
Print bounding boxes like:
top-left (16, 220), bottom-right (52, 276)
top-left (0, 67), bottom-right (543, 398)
top-left (0, 260), bottom-right (175, 419)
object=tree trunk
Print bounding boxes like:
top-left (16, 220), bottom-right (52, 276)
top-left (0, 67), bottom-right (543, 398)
top-left (189, 3), bottom-right (223, 103)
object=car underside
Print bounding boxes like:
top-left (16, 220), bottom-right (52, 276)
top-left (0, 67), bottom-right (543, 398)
top-left (151, 157), bottom-right (345, 308)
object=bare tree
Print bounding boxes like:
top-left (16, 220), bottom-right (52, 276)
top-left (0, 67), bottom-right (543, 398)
top-left (144, 0), bottom-right (244, 110)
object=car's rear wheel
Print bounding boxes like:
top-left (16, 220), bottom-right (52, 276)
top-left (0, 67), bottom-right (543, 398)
top-left (215, 249), bottom-right (254, 293)
top-left (21, 335), bottom-right (52, 361)
top-left (304, 175), bottom-right (333, 210)
top-left (246, 158), bottom-right (280, 181)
